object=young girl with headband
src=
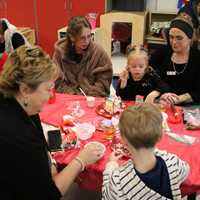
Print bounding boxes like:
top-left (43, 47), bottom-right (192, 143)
top-left (117, 45), bottom-right (169, 103)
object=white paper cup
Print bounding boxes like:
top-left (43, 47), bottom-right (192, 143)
top-left (87, 96), bottom-right (95, 107)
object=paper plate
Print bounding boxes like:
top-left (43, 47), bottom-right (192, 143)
top-left (95, 102), bottom-right (128, 118)
top-left (110, 134), bottom-right (132, 157)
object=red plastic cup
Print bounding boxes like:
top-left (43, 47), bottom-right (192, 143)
top-left (48, 84), bottom-right (56, 104)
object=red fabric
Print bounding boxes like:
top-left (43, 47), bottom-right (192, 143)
top-left (39, 93), bottom-right (200, 197)
top-left (0, 53), bottom-right (8, 72)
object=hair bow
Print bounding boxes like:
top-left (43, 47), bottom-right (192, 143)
top-left (140, 45), bottom-right (148, 52)
top-left (127, 45), bottom-right (136, 53)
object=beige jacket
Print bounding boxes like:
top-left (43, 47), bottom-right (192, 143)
top-left (52, 38), bottom-right (113, 97)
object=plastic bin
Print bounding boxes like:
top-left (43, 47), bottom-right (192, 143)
top-left (116, 0), bottom-right (147, 11)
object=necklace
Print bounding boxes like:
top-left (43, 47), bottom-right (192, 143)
top-left (172, 53), bottom-right (188, 75)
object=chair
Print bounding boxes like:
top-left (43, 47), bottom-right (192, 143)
top-left (162, 27), bottom-right (170, 45)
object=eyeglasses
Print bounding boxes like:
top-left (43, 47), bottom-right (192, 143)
top-left (78, 34), bottom-right (91, 42)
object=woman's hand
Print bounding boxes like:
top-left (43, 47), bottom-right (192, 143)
top-left (109, 150), bottom-right (123, 162)
top-left (119, 70), bottom-right (128, 88)
top-left (76, 144), bottom-right (102, 166)
top-left (160, 93), bottom-right (179, 105)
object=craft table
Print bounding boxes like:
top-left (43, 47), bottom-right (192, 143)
top-left (39, 93), bottom-right (200, 199)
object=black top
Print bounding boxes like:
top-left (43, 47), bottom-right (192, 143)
top-left (149, 45), bottom-right (200, 105)
top-left (0, 33), bottom-right (25, 53)
top-left (118, 66), bottom-right (169, 101)
top-left (0, 93), bottom-right (62, 200)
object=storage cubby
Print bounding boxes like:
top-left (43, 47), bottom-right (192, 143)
top-left (145, 10), bottom-right (177, 52)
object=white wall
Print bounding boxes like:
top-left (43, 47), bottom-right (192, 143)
top-left (146, 0), bottom-right (180, 11)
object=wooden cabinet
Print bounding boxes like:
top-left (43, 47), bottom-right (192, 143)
top-left (0, 0), bottom-right (37, 44)
top-left (69, 0), bottom-right (107, 27)
top-left (36, 0), bottom-right (69, 57)
top-left (0, 1), bottom-right (6, 18)
top-left (100, 9), bottom-right (149, 58)
top-left (0, 0), bottom-right (112, 57)
top-left (4, 0), bottom-right (36, 29)
top-left (36, 0), bottom-right (111, 57)
top-left (145, 10), bottom-right (177, 54)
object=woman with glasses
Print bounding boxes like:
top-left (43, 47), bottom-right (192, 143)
top-left (52, 15), bottom-right (113, 97)
top-left (149, 13), bottom-right (200, 106)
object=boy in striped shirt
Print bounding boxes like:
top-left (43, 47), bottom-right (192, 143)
top-left (102, 103), bottom-right (190, 200)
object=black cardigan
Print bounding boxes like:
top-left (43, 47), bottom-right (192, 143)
top-left (0, 93), bottom-right (62, 200)
top-left (149, 45), bottom-right (200, 105)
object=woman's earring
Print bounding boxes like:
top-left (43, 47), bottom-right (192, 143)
top-left (24, 100), bottom-right (28, 107)
top-left (71, 40), bottom-right (74, 47)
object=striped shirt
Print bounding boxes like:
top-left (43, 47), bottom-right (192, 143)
top-left (102, 149), bottom-right (190, 200)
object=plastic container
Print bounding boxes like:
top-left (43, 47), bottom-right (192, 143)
top-left (72, 123), bottom-right (95, 140)
top-left (87, 96), bottom-right (95, 107)
top-left (116, 0), bottom-right (147, 11)
top-left (84, 142), bottom-right (106, 159)
top-left (135, 95), bottom-right (144, 104)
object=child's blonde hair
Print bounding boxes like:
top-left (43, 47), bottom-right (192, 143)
top-left (119, 103), bottom-right (163, 149)
top-left (125, 45), bottom-right (148, 71)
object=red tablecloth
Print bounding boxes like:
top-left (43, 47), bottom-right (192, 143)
top-left (39, 93), bottom-right (200, 197)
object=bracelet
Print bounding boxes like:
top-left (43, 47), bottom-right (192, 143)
top-left (51, 159), bottom-right (58, 168)
top-left (75, 157), bottom-right (84, 172)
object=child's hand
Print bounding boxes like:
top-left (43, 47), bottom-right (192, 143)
top-left (120, 70), bottom-right (128, 82)
top-left (145, 91), bottom-right (160, 104)
top-left (119, 70), bottom-right (128, 88)
top-left (109, 150), bottom-right (123, 162)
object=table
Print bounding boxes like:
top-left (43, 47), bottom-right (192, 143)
top-left (39, 93), bottom-right (200, 198)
